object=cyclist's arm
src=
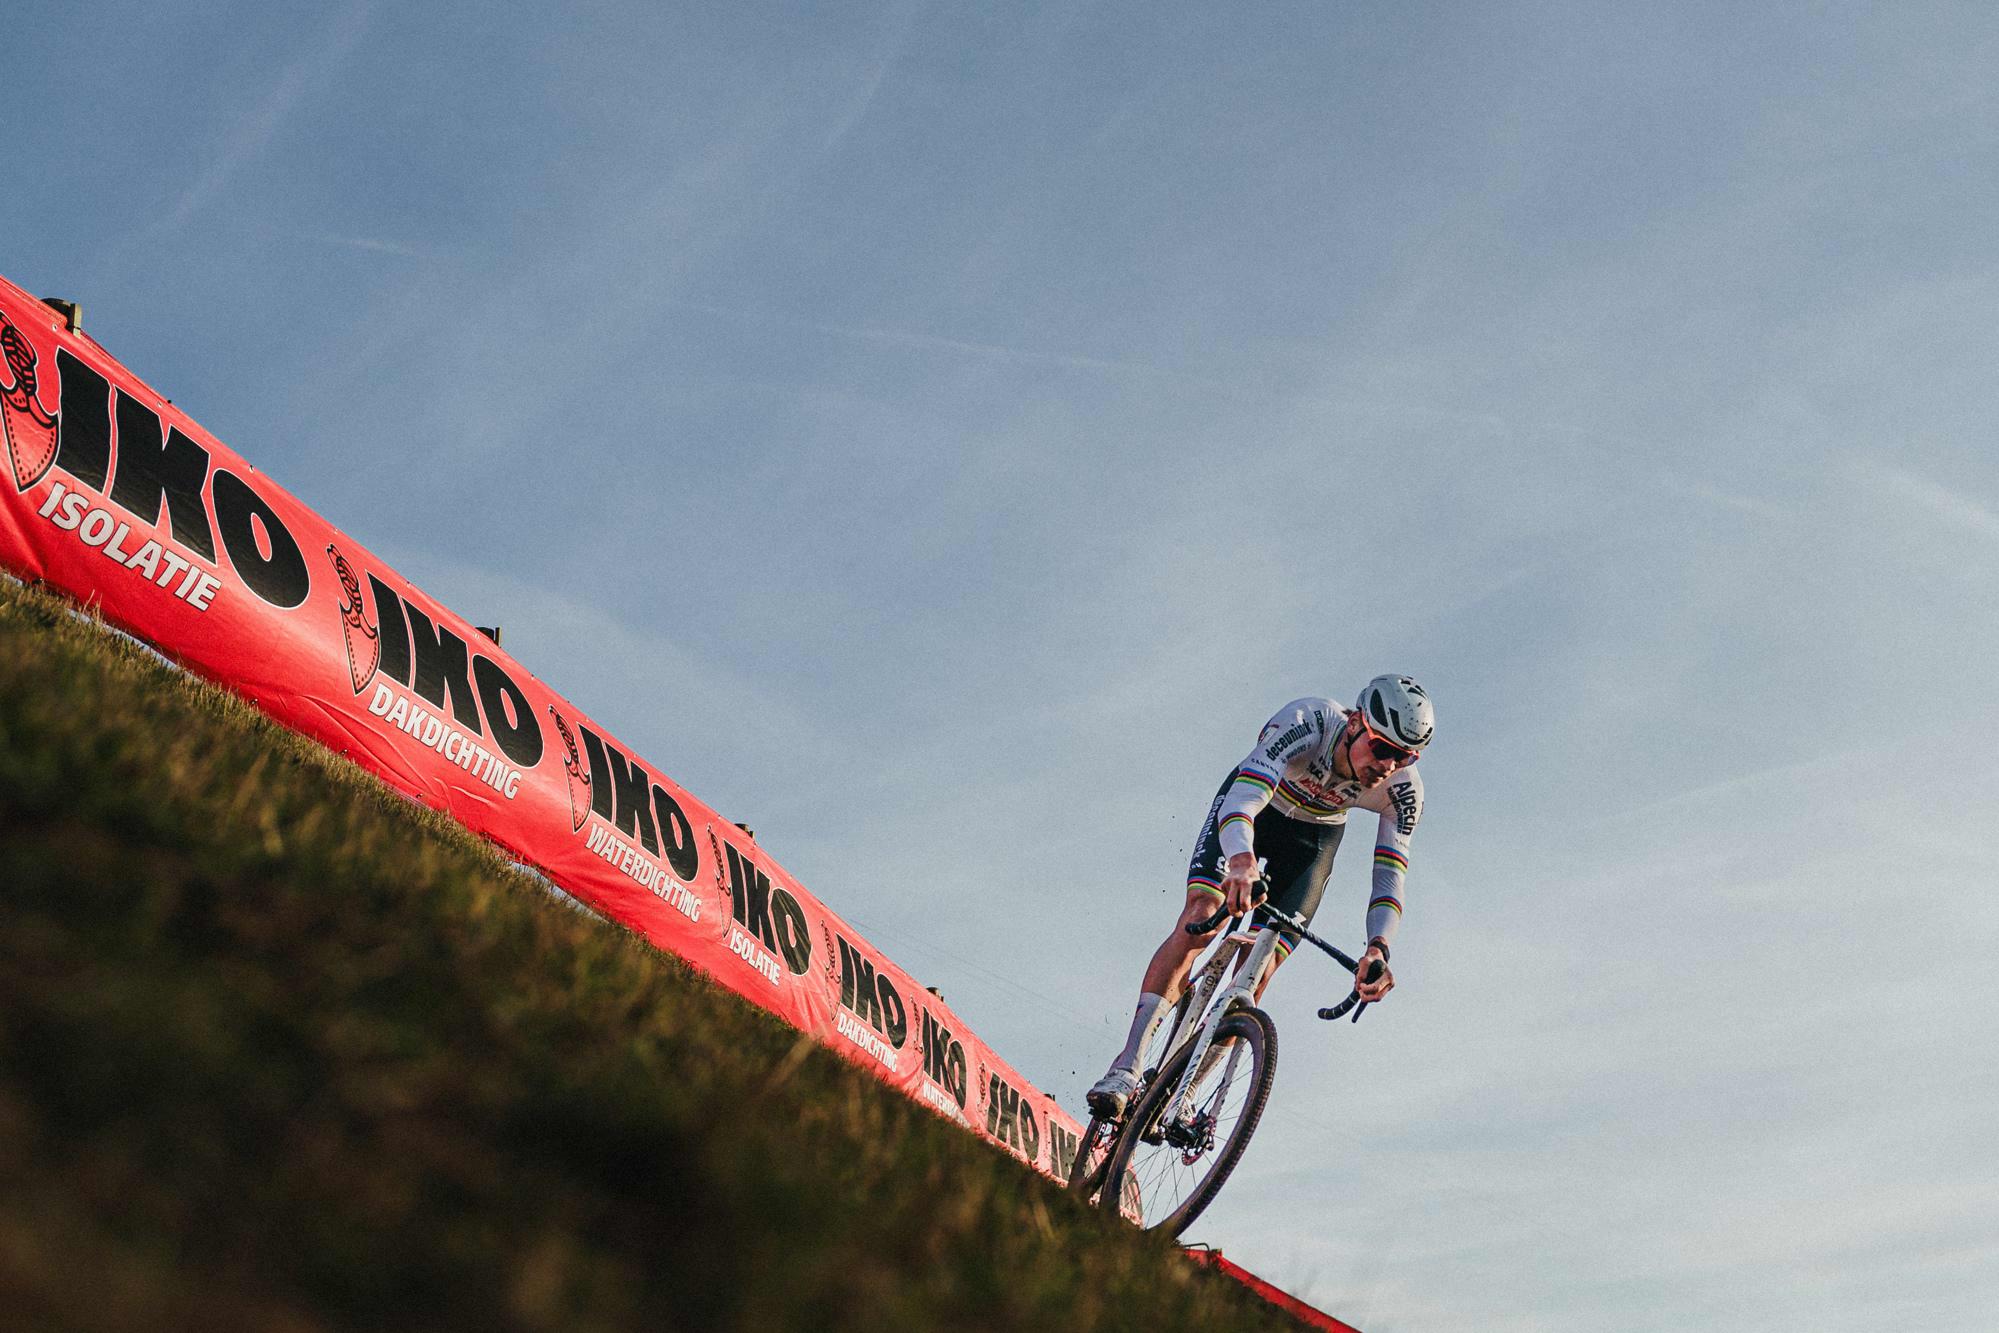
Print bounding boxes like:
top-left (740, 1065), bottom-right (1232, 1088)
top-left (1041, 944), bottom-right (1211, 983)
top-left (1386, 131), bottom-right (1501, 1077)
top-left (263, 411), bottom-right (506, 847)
top-left (1211, 765), bottom-right (1277, 910)
top-left (1216, 701), bottom-right (1328, 862)
top-left (1357, 767), bottom-right (1423, 952)
top-left (1215, 762), bottom-right (1277, 862)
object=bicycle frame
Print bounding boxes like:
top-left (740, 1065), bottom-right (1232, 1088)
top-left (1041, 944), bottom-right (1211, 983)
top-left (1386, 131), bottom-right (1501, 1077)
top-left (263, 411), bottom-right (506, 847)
top-left (1150, 896), bottom-right (1374, 1124)
top-left (1150, 921), bottom-right (1284, 1127)
top-left (1072, 892), bottom-right (1379, 1232)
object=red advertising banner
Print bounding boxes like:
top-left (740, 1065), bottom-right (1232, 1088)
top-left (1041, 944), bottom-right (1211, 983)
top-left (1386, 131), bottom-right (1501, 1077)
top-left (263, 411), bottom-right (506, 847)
top-left (0, 274), bottom-right (1085, 1181)
top-left (1187, 1250), bottom-right (1360, 1332)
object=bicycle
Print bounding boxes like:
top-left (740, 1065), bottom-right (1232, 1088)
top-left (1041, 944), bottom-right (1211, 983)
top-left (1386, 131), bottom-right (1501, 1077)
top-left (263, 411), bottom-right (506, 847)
top-left (1066, 888), bottom-right (1383, 1236)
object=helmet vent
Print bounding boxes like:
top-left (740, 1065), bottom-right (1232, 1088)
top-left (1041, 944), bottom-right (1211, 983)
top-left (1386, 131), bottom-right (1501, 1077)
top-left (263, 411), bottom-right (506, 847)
top-left (1357, 674), bottom-right (1434, 750)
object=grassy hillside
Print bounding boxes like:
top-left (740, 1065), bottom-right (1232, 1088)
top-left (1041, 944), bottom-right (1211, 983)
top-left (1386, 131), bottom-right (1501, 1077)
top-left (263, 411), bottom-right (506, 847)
top-left (0, 576), bottom-right (1305, 1332)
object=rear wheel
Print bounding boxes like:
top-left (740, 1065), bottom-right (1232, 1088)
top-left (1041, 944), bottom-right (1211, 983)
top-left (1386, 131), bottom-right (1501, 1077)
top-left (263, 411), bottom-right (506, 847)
top-left (1096, 1007), bottom-right (1277, 1236)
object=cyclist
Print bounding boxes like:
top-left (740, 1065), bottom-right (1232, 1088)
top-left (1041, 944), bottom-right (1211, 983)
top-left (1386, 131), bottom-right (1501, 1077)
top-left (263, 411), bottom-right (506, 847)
top-left (1086, 675), bottom-right (1432, 1117)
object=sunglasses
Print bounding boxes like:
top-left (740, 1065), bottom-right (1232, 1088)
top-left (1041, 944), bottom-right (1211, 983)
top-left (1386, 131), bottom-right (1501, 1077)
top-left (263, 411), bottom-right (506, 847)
top-left (1358, 724), bottom-right (1420, 766)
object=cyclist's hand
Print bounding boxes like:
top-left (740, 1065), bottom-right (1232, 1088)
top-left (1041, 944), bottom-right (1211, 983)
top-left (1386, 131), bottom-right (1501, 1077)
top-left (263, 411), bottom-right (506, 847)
top-left (1221, 853), bottom-right (1263, 914)
top-left (1354, 943), bottom-right (1394, 1002)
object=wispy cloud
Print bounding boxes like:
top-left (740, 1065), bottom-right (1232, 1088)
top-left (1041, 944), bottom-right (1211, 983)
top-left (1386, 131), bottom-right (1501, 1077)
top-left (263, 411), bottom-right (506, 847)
top-left (1586, 746), bottom-right (1871, 830)
top-left (658, 296), bottom-right (1183, 377)
top-left (301, 231), bottom-right (423, 259)
top-left (97, 1), bottom-right (376, 281)
top-left (819, 0), bottom-right (922, 152)
top-left (164, 1), bottom-right (376, 230)
top-left (1655, 477), bottom-right (1797, 523)
top-left (1870, 460), bottom-right (1999, 544)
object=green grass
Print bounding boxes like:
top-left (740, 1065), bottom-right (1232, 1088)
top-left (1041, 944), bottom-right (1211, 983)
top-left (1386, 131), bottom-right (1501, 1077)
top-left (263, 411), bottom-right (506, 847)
top-left (0, 577), bottom-right (1304, 1332)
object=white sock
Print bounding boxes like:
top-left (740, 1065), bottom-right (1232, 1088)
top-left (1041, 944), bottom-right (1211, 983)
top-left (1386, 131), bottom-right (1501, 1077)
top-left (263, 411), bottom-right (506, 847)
top-left (1110, 992), bottom-right (1170, 1073)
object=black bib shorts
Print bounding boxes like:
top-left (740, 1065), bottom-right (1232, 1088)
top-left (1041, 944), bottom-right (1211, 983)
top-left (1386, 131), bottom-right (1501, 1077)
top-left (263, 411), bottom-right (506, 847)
top-left (1186, 775), bottom-right (1344, 952)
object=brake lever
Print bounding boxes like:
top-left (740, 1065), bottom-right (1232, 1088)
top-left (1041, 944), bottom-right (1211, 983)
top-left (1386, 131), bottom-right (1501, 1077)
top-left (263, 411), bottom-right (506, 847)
top-left (1348, 958), bottom-right (1383, 1022)
top-left (1184, 875), bottom-right (1271, 936)
top-left (1318, 959), bottom-right (1384, 1021)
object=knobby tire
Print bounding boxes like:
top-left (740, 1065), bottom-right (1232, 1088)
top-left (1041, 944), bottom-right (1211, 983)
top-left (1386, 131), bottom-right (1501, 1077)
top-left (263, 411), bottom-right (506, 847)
top-left (1066, 1113), bottom-right (1117, 1199)
top-left (1069, 989), bottom-right (1200, 1204)
top-left (1096, 1007), bottom-right (1278, 1237)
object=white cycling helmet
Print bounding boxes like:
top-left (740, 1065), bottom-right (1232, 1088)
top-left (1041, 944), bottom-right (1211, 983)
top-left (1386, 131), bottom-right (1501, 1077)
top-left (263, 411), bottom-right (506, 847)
top-left (1355, 675), bottom-right (1434, 752)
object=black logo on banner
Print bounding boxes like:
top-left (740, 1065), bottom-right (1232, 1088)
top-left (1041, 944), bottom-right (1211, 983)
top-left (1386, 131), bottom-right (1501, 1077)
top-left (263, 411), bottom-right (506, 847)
top-left (574, 725), bottom-right (699, 880)
top-left (328, 553), bottom-right (543, 770)
top-left (1047, 1120), bottom-right (1081, 1181)
top-left (919, 1009), bottom-right (969, 1110)
top-left (982, 1065), bottom-right (1041, 1165)
top-left (548, 706), bottom-right (591, 832)
top-left (9, 320), bottom-right (311, 610)
top-left (2, 312), bottom-right (59, 491)
top-left (721, 840), bottom-right (810, 975)
top-left (561, 723), bottom-right (702, 917)
top-left (328, 545), bottom-right (380, 693)
top-left (834, 931), bottom-right (907, 1048)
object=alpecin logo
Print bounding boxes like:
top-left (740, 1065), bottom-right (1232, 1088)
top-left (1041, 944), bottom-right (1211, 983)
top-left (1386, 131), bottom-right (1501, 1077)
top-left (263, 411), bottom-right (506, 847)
top-left (2, 312), bottom-right (59, 491)
top-left (6, 315), bottom-right (309, 614)
top-left (1389, 778), bottom-right (1419, 836)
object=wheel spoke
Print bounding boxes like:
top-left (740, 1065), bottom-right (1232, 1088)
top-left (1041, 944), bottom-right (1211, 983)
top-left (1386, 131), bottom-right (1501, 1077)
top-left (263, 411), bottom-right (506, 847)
top-left (1102, 1010), bottom-right (1276, 1233)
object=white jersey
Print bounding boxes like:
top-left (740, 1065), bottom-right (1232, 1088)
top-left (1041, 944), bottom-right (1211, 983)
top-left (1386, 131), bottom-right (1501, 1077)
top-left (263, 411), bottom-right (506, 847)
top-left (1214, 697), bottom-right (1424, 946)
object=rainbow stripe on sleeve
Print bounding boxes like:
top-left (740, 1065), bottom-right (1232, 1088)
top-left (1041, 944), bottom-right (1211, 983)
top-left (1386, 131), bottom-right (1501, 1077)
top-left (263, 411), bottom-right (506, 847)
top-left (1230, 768), bottom-right (1276, 796)
top-left (1368, 895), bottom-right (1403, 918)
top-left (1219, 812), bottom-right (1253, 837)
top-left (1373, 845), bottom-right (1409, 874)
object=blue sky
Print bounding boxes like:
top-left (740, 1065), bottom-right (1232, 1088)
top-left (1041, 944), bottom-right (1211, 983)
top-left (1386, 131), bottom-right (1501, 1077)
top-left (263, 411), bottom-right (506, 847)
top-left (7, 3), bottom-right (1998, 1328)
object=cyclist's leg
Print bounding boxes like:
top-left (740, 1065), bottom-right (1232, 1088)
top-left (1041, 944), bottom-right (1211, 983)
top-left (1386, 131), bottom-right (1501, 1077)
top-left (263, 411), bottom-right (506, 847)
top-left (1090, 782), bottom-right (1234, 1110)
top-left (1100, 886), bottom-right (1214, 1071)
top-left (1246, 815), bottom-right (1344, 1001)
top-left (1141, 773), bottom-right (1237, 1000)
top-left (1139, 885), bottom-right (1229, 998)
top-left (1176, 814), bottom-right (1339, 1110)
top-left (1089, 886), bottom-right (1223, 1113)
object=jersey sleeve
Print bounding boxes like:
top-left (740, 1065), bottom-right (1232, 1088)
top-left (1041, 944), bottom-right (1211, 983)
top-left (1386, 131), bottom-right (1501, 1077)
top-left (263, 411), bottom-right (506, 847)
top-left (1215, 701), bottom-right (1325, 861)
top-left (1362, 767), bottom-right (1423, 947)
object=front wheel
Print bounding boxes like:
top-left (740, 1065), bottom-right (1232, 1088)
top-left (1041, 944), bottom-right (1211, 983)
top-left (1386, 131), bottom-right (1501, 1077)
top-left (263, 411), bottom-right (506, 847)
top-left (1065, 1111), bottom-right (1119, 1202)
top-left (1096, 1007), bottom-right (1277, 1236)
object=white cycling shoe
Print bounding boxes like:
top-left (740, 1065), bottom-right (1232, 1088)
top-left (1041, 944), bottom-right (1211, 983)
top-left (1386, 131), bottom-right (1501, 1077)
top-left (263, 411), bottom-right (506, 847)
top-left (1086, 1065), bottom-right (1141, 1118)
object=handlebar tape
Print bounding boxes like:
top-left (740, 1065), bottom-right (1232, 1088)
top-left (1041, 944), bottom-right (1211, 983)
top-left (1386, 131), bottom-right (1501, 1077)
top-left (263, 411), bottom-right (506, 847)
top-left (1317, 961), bottom-right (1385, 1021)
top-left (1184, 876), bottom-right (1271, 936)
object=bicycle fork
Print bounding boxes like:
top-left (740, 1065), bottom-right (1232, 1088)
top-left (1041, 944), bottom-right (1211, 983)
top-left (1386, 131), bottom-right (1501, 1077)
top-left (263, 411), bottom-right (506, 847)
top-left (1159, 926), bottom-right (1281, 1129)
